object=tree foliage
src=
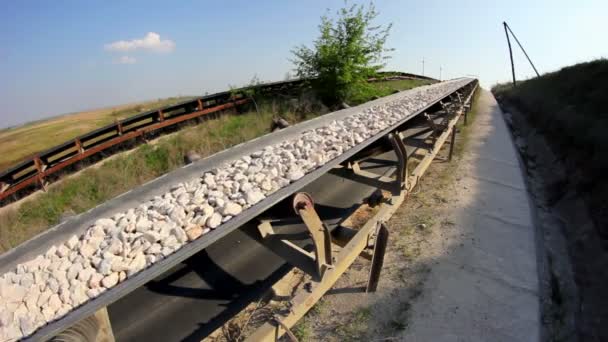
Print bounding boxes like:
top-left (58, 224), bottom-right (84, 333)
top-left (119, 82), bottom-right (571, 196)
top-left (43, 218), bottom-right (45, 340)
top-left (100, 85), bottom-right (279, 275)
top-left (291, 2), bottom-right (393, 106)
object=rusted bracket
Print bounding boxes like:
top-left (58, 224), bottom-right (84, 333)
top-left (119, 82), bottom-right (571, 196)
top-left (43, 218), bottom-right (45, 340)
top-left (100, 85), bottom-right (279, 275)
top-left (254, 193), bottom-right (333, 281)
top-left (75, 138), bottom-right (85, 154)
top-left (34, 156), bottom-right (47, 172)
top-left (34, 156), bottom-right (48, 192)
top-left (116, 120), bottom-right (124, 135)
top-left (328, 133), bottom-right (408, 198)
top-left (423, 112), bottom-right (442, 133)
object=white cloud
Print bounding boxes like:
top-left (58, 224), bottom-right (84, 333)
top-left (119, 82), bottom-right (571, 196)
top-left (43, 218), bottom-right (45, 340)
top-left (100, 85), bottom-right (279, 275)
top-left (115, 56), bottom-right (136, 64)
top-left (105, 32), bottom-right (175, 53)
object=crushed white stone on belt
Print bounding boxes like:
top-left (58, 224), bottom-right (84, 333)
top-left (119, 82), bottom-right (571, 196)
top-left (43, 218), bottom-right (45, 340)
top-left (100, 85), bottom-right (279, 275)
top-left (0, 79), bottom-right (470, 340)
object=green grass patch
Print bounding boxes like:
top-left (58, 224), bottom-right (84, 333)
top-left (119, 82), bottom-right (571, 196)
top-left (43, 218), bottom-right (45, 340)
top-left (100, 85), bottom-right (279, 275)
top-left (347, 79), bottom-right (434, 106)
top-left (334, 306), bottom-right (372, 341)
top-left (492, 59), bottom-right (608, 172)
top-left (292, 322), bottom-right (312, 341)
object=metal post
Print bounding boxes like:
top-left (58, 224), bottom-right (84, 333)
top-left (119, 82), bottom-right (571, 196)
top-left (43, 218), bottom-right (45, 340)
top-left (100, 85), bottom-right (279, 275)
top-left (75, 138), bottom-right (84, 154)
top-left (388, 133), bottom-right (409, 196)
top-left (448, 127), bottom-right (456, 162)
top-left (34, 156), bottom-right (47, 191)
top-left (366, 223), bottom-right (389, 293)
top-left (116, 120), bottom-right (123, 136)
top-left (503, 22), bottom-right (517, 87)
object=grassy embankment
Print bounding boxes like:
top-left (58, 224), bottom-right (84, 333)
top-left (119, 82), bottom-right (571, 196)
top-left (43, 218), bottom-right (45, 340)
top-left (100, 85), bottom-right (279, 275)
top-left (492, 59), bottom-right (608, 235)
top-left (0, 78), bottom-right (432, 252)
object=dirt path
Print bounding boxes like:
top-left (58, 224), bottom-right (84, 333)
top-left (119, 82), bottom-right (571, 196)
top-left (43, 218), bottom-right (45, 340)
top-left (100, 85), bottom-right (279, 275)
top-left (296, 90), bottom-right (541, 341)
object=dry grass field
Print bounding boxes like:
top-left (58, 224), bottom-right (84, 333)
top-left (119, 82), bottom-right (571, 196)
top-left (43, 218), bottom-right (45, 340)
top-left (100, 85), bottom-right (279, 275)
top-left (0, 97), bottom-right (192, 171)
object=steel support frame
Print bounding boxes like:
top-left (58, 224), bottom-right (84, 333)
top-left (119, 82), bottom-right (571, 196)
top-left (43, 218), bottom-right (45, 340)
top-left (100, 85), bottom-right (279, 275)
top-left (246, 193), bottom-right (399, 342)
top-left (328, 132), bottom-right (409, 198)
top-left (253, 193), bottom-right (334, 281)
top-left (252, 189), bottom-right (392, 286)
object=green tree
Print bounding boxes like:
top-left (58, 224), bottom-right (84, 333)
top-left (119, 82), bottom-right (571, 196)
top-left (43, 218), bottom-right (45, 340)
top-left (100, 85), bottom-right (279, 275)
top-left (291, 2), bottom-right (393, 106)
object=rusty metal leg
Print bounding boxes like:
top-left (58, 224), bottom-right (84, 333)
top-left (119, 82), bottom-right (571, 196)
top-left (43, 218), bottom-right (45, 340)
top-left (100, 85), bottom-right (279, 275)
top-left (448, 126), bottom-right (457, 162)
top-left (366, 223), bottom-right (389, 293)
top-left (388, 133), bottom-right (408, 196)
top-left (293, 193), bottom-right (333, 279)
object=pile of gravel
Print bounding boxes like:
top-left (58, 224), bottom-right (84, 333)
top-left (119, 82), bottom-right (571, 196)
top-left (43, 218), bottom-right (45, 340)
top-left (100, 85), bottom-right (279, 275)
top-left (0, 79), bottom-right (470, 341)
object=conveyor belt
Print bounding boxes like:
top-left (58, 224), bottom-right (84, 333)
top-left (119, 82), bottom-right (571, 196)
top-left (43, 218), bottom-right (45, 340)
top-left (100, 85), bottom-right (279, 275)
top-left (0, 78), bottom-right (475, 341)
top-left (108, 110), bottom-right (449, 341)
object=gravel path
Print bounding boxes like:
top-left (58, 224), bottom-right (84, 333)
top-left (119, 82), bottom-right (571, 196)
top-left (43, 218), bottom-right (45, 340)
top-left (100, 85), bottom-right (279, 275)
top-left (0, 79), bottom-right (470, 341)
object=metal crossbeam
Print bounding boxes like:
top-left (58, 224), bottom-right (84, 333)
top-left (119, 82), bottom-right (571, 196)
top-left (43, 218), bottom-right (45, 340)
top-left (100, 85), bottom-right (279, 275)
top-left (329, 133), bottom-right (409, 198)
top-left (252, 193), bottom-right (333, 281)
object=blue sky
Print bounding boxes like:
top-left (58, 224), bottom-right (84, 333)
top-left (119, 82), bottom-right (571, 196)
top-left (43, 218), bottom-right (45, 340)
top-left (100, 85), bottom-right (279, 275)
top-left (1, 0), bottom-right (607, 128)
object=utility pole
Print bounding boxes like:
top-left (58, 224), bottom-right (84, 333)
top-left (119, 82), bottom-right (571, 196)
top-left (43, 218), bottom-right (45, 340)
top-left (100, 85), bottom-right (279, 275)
top-left (421, 58), bottom-right (425, 76)
top-left (503, 22), bottom-right (516, 86)
top-left (503, 21), bottom-right (540, 87)
top-left (439, 66), bottom-right (442, 81)
top-left (504, 22), bottom-right (540, 77)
